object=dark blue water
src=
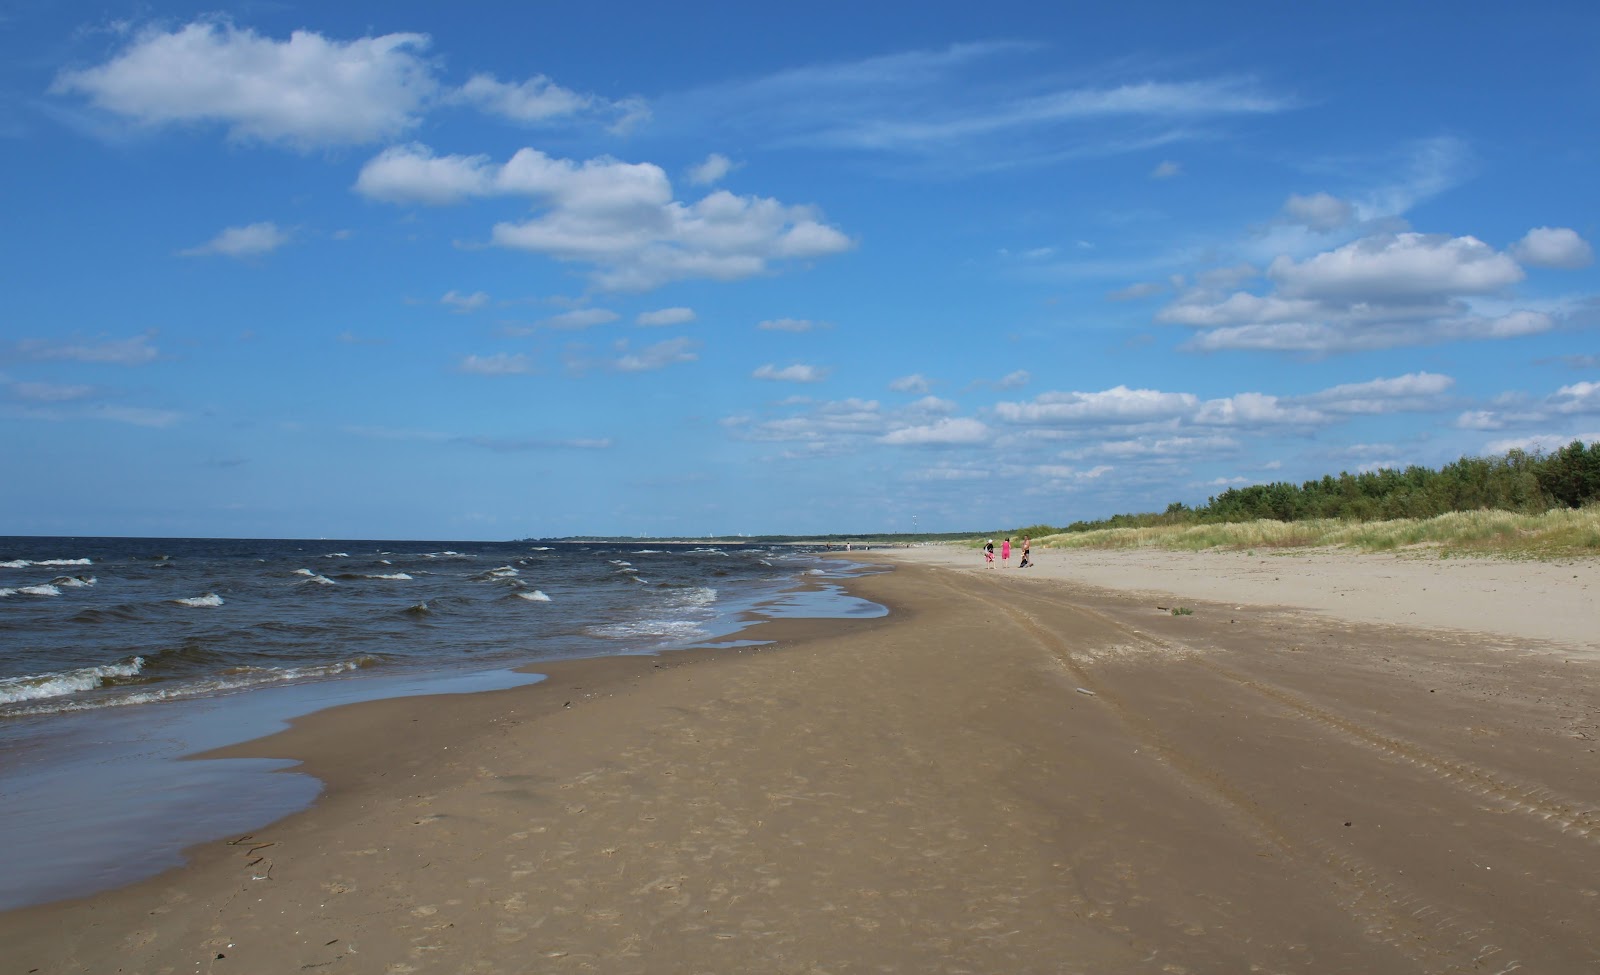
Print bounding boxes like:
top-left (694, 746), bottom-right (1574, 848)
top-left (0, 536), bottom-right (885, 910)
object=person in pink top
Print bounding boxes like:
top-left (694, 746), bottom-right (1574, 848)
top-left (1001, 537), bottom-right (1011, 566)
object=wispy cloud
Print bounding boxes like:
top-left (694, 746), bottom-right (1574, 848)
top-left (658, 43), bottom-right (1294, 174)
top-left (16, 331), bottom-right (159, 365)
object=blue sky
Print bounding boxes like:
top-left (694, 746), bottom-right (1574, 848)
top-left (3, 1), bottom-right (1597, 539)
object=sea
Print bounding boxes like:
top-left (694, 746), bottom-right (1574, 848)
top-left (0, 536), bottom-right (884, 911)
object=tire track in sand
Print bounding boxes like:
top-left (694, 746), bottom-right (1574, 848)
top-left (948, 572), bottom-right (1521, 975)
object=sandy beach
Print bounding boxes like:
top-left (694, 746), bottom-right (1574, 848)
top-left (4, 547), bottom-right (1599, 973)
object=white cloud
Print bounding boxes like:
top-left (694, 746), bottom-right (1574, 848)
top-left (1281, 192), bottom-right (1353, 232)
top-left (8, 381), bottom-right (94, 402)
top-left (994, 370), bottom-right (1030, 390)
top-left (1163, 229), bottom-right (1555, 353)
top-left (1455, 410), bottom-right (1504, 431)
top-left (688, 153), bottom-right (736, 186)
top-left (357, 145), bottom-right (851, 290)
top-left (1107, 281), bottom-right (1165, 301)
top-left (880, 417), bottom-right (991, 445)
top-left (614, 337), bottom-right (699, 372)
top-left (442, 290), bottom-right (490, 313)
top-left (889, 373), bottom-right (931, 393)
top-left (450, 73), bottom-right (590, 122)
top-left (90, 405), bottom-right (183, 427)
top-left (459, 353), bottom-right (533, 375)
top-left (753, 363), bottom-right (829, 383)
top-left (1269, 232), bottom-right (1522, 300)
top-left (908, 395), bottom-right (957, 414)
top-left (1512, 227), bottom-right (1594, 269)
top-left (1485, 432), bottom-right (1600, 455)
top-left (541, 308), bottom-right (619, 330)
top-left (1551, 381), bottom-right (1600, 414)
top-left (1182, 311), bottom-right (1552, 354)
top-left (1193, 392), bottom-right (1326, 426)
top-left (17, 331), bottom-right (158, 365)
top-left (1150, 160), bottom-right (1181, 179)
top-left (757, 318), bottom-right (822, 332)
top-left (53, 19), bottom-right (436, 148)
top-left (637, 307), bottom-right (696, 326)
top-left (994, 385), bottom-right (1196, 424)
top-left (181, 221), bottom-right (289, 258)
top-left (1297, 371), bottom-right (1454, 413)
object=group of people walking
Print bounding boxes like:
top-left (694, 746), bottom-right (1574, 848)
top-left (983, 536), bottom-right (1031, 568)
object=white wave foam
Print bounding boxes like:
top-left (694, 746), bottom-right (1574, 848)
top-left (6, 659), bottom-right (375, 716)
top-left (633, 549), bottom-right (663, 554)
top-left (0, 588), bottom-right (13, 598)
top-left (299, 574), bottom-right (336, 586)
top-left (803, 568), bottom-right (825, 576)
top-left (516, 590), bottom-right (552, 602)
top-left (50, 575), bottom-right (96, 588)
top-left (0, 558), bottom-right (93, 569)
top-left (0, 657), bottom-right (145, 704)
top-left (322, 552), bottom-right (349, 558)
top-left (670, 586), bottom-right (718, 610)
top-left (174, 593), bottom-right (223, 607)
top-left (588, 619), bottom-right (707, 642)
top-left (368, 572), bottom-right (412, 580)
top-left (616, 567), bottom-right (639, 574)
top-left (19, 584), bottom-right (61, 597)
top-left (609, 559), bottom-right (632, 566)
top-left (291, 568), bottom-right (314, 576)
top-left (529, 546), bottom-right (553, 551)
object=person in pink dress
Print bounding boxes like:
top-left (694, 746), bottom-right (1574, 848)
top-left (1001, 538), bottom-right (1011, 566)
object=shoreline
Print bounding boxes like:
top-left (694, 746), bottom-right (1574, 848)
top-left (5, 553), bottom-right (1599, 972)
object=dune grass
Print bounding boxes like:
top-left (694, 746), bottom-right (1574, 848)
top-left (1018, 507), bottom-right (1600, 558)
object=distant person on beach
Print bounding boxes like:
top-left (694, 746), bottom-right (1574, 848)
top-left (1001, 538), bottom-right (1011, 566)
top-left (984, 540), bottom-right (995, 566)
top-left (1021, 536), bottom-right (1031, 567)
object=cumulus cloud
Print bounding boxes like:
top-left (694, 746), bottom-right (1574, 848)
top-left (753, 363), bottom-right (829, 383)
top-left (1270, 233), bottom-right (1522, 300)
top-left (17, 331), bottom-right (159, 365)
top-left (441, 290), bottom-right (490, 312)
top-left (356, 144), bottom-right (852, 290)
top-left (1281, 192), bottom-right (1353, 233)
top-left (688, 153), bottom-right (736, 186)
top-left (1162, 231), bottom-right (1554, 353)
top-left (614, 337), bottom-right (699, 372)
top-left (540, 308), bottom-right (620, 330)
top-left (1485, 432), bottom-right (1600, 455)
top-left (880, 417), bottom-right (991, 445)
top-left (53, 19), bottom-right (437, 148)
top-left (757, 318), bottom-right (823, 332)
top-left (1107, 281), bottom-right (1165, 301)
top-left (449, 73), bottom-right (591, 123)
top-left (459, 353), bottom-right (533, 375)
top-left (637, 307), bottom-right (696, 326)
top-left (180, 221), bottom-right (289, 258)
top-left (994, 385), bottom-right (1197, 425)
top-left (1512, 227), bottom-right (1594, 269)
top-left (889, 373), bottom-right (932, 394)
top-left (1297, 371), bottom-right (1455, 413)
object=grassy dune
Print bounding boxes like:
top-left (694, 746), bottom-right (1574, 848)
top-left (1023, 507), bottom-right (1600, 558)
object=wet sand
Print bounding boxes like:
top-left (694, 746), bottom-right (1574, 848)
top-left (4, 552), bottom-right (1599, 973)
